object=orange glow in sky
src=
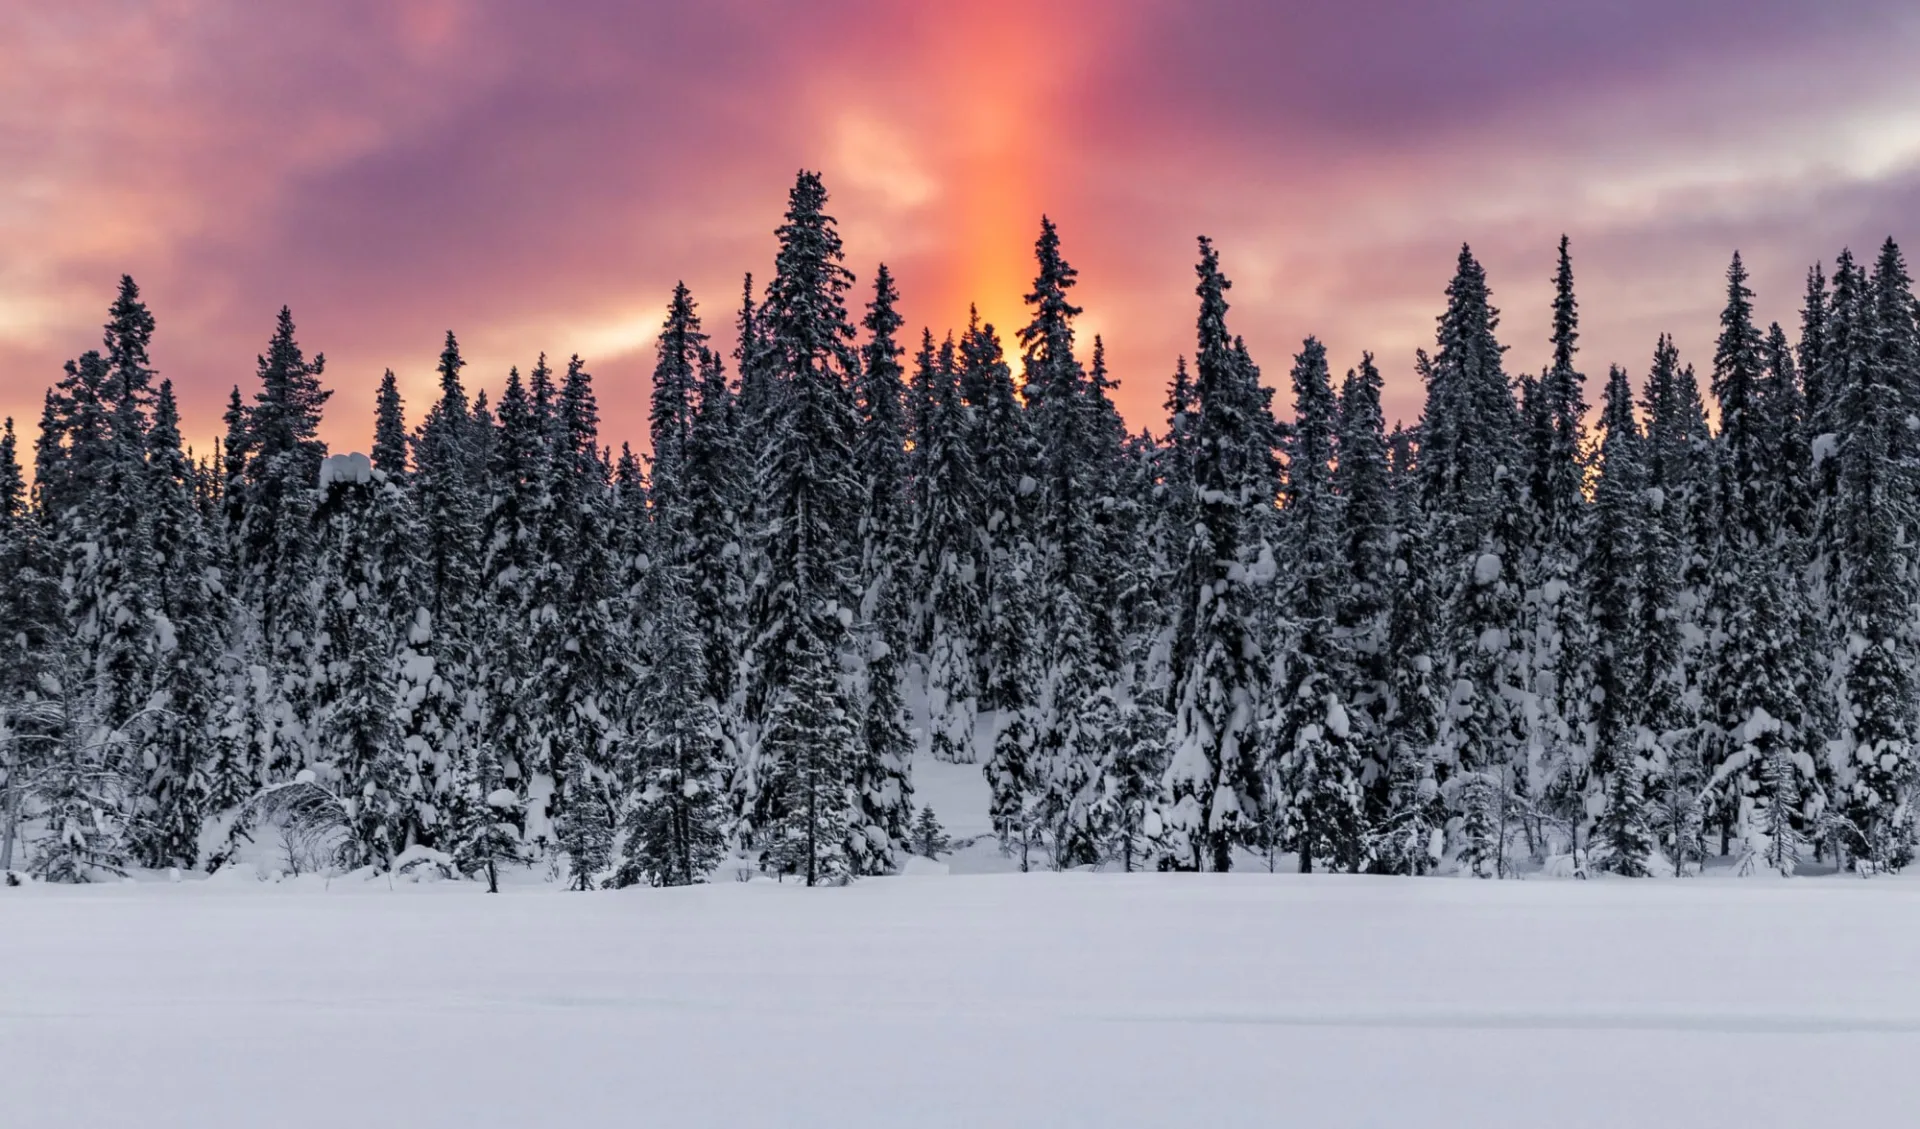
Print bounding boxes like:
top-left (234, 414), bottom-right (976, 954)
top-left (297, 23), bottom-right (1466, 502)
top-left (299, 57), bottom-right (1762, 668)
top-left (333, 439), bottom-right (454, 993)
top-left (938, 1), bottom-right (1046, 356)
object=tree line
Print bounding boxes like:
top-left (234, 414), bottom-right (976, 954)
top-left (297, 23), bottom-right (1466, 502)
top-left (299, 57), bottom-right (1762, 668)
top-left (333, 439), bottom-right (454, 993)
top-left (3, 170), bottom-right (1918, 885)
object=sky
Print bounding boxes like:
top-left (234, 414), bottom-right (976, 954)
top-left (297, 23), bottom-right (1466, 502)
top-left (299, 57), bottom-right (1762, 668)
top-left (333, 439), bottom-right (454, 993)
top-left (6, 0), bottom-right (1920, 462)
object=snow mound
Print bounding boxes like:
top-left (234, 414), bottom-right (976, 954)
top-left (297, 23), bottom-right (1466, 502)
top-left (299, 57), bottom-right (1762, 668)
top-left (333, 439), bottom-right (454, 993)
top-left (318, 451), bottom-right (374, 489)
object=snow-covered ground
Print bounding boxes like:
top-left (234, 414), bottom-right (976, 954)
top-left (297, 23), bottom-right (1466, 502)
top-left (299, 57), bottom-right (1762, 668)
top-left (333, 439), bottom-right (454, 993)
top-left (5, 871), bottom-right (1920, 1128)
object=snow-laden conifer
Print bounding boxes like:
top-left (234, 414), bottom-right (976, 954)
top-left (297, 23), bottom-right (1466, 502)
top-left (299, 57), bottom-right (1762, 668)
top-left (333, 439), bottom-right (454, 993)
top-left (1157, 238), bottom-right (1271, 872)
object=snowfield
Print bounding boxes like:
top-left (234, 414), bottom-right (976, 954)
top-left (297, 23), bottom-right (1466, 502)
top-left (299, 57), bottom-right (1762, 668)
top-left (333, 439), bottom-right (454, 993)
top-left (5, 873), bottom-right (1920, 1128)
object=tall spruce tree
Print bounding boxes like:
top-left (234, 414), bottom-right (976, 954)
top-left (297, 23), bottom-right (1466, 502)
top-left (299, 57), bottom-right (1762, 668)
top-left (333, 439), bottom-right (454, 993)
top-left (1272, 337), bottom-right (1364, 872)
top-left (131, 381), bottom-right (224, 869)
top-left (404, 331), bottom-right (483, 845)
top-left (1, 418), bottom-right (66, 877)
top-left (1018, 218), bottom-right (1113, 865)
top-left (739, 171), bottom-right (867, 878)
top-left (969, 314), bottom-right (1043, 861)
top-left (235, 308), bottom-right (332, 782)
top-left (372, 370), bottom-right (409, 478)
top-left (68, 277), bottom-right (161, 743)
top-left (311, 453), bottom-right (406, 869)
top-left (543, 357), bottom-right (631, 884)
top-left (1588, 366), bottom-right (1653, 875)
top-left (1157, 238), bottom-right (1272, 872)
top-left (1707, 253), bottom-right (1820, 872)
top-left (1528, 238), bottom-right (1595, 856)
top-left (650, 282), bottom-right (707, 540)
top-left (851, 264), bottom-right (915, 872)
top-left (1638, 336), bottom-right (1705, 872)
top-left (1422, 246), bottom-right (1528, 875)
top-left (1334, 355), bottom-right (1395, 839)
top-left (476, 365), bottom-right (549, 843)
top-left (914, 332), bottom-right (983, 765)
top-left (1831, 239), bottom-right (1920, 867)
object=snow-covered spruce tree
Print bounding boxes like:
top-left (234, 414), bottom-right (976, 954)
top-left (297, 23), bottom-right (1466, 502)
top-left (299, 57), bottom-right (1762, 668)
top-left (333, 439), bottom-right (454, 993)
top-left (1019, 218), bottom-right (1113, 867)
top-left (474, 366), bottom-right (548, 836)
top-left (1705, 254), bottom-right (1821, 871)
top-left (1805, 253), bottom-right (1867, 825)
top-left (968, 313), bottom-right (1044, 863)
top-left (204, 384), bottom-right (265, 819)
top-left (910, 805), bottom-right (951, 859)
top-left (442, 361), bottom-right (527, 886)
top-left (1830, 239), bottom-right (1920, 868)
top-left (372, 369), bottom-right (409, 477)
top-left (1271, 337), bottom-right (1364, 872)
top-left (402, 332), bottom-right (485, 844)
top-left (913, 332), bottom-right (982, 765)
top-left (1525, 237), bottom-right (1594, 858)
top-left (131, 380), bottom-right (224, 869)
top-left (851, 264), bottom-right (915, 873)
top-left (1588, 365), bottom-right (1653, 875)
top-left (650, 281), bottom-right (706, 539)
top-left (21, 311), bottom-right (138, 878)
top-left (1420, 246), bottom-right (1529, 876)
top-left (447, 751), bottom-right (522, 893)
top-left (553, 752), bottom-right (615, 890)
top-left (1, 419), bottom-right (68, 877)
top-left (1759, 318), bottom-right (1834, 842)
top-left (1157, 237), bottom-right (1273, 872)
top-left (542, 357), bottom-right (632, 882)
top-left (1157, 356), bottom-right (1197, 582)
top-left (1032, 590), bottom-right (1119, 871)
top-left (1637, 337), bottom-right (1705, 873)
top-left (310, 453), bottom-right (406, 870)
top-left (235, 308), bottom-right (332, 781)
top-left (1373, 478), bottom-right (1446, 876)
top-left (641, 285), bottom-right (708, 786)
top-left (7, 384), bottom-right (134, 886)
top-left (616, 558), bottom-right (726, 888)
top-left (31, 362), bottom-right (96, 529)
top-left (19, 656), bottom-right (134, 883)
top-left (347, 382), bottom-right (442, 851)
top-left (1104, 629), bottom-right (1173, 872)
top-left (738, 171), bottom-right (868, 878)
top-left (1125, 360), bottom-right (1195, 754)
top-left (65, 277), bottom-right (161, 747)
top-left (1087, 410), bottom-right (1162, 872)
top-left (1334, 355), bottom-right (1393, 814)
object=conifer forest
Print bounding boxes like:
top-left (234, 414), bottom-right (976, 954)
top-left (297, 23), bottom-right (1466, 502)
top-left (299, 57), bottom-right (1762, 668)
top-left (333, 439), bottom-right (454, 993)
top-left (10, 169), bottom-right (1920, 887)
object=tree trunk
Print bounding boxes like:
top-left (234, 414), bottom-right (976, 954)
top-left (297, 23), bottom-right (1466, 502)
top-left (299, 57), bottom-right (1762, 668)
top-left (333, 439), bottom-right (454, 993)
top-left (0, 762), bottom-right (19, 875)
top-left (805, 769), bottom-right (818, 888)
